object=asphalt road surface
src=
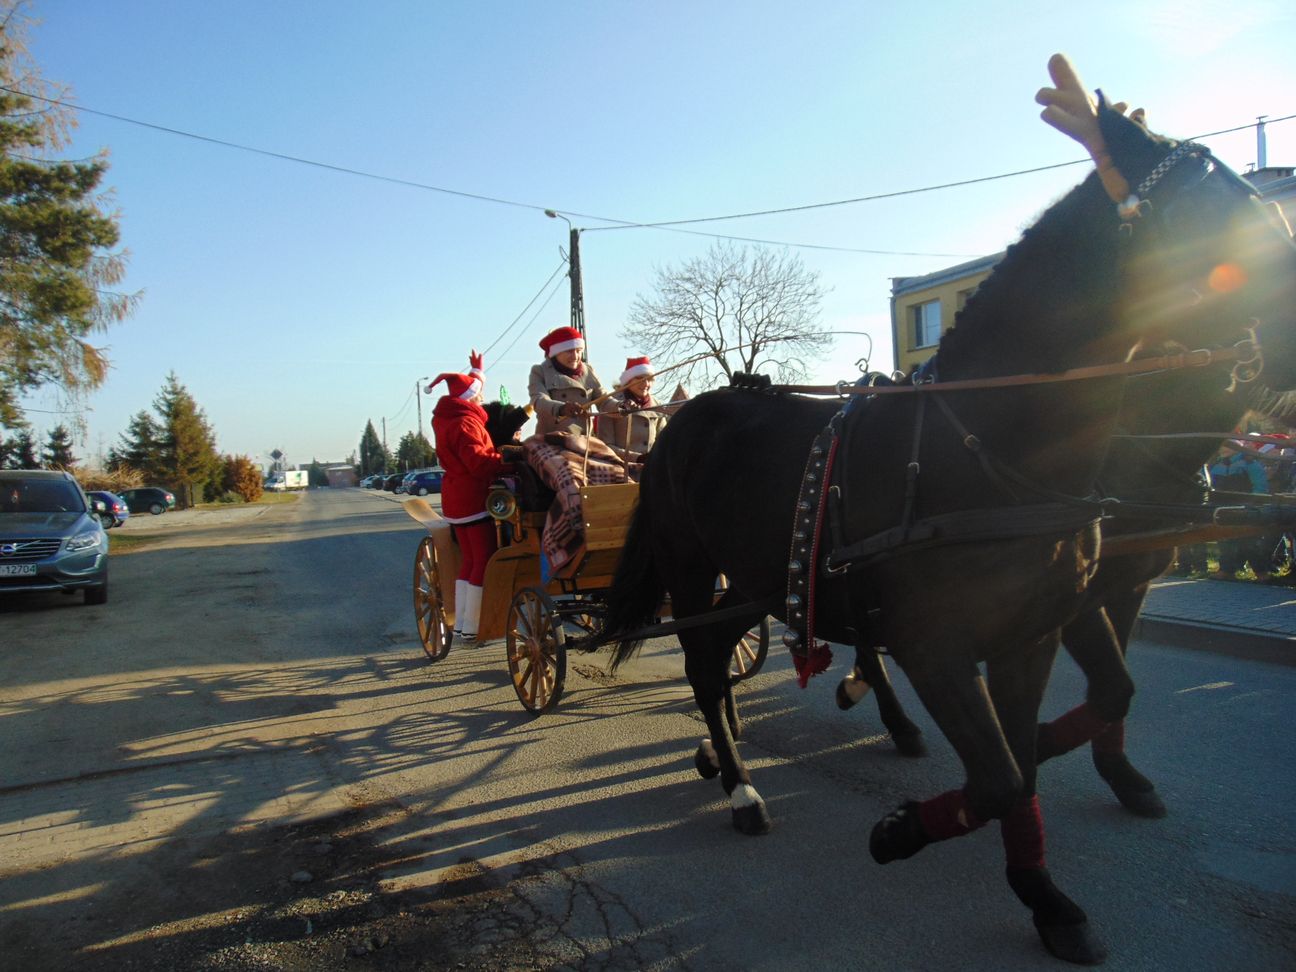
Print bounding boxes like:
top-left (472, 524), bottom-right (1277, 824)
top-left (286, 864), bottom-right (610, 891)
top-left (1, 487), bottom-right (1292, 970)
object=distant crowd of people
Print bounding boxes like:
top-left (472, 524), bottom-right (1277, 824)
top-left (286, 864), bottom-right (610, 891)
top-left (1174, 433), bottom-right (1296, 585)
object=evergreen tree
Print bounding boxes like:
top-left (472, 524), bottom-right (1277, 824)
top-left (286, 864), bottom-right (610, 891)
top-left (395, 431), bottom-right (436, 471)
top-left (41, 423), bottom-right (76, 468)
top-left (0, 7), bottom-right (135, 429)
top-left (358, 420), bottom-right (387, 476)
top-left (0, 434), bottom-right (12, 468)
top-left (307, 459), bottom-right (328, 487)
top-left (107, 410), bottom-right (161, 476)
top-left (154, 373), bottom-right (221, 506)
top-left (8, 429), bottom-right (37, 468)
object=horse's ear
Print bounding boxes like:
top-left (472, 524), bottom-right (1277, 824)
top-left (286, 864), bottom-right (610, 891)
top-left (1096, 95), bottom-right (1170, 195)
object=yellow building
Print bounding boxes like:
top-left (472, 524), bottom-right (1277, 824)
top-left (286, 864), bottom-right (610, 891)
top-left (889, 253), bottom-right (1000, 375)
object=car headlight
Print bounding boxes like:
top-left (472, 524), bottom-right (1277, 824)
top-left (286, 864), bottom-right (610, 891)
top-left (66, 531), bottom-right (103, 552)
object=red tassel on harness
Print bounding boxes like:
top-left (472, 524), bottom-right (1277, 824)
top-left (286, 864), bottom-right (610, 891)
top-left (793, 641), bottom-right (833, 688)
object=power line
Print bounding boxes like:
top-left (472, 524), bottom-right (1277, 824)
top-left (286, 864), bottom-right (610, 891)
top-left (480, 259), bottom-right (568, 359)
top-left (495, 270), bottom-right (567, 363)
top-left (6, 85), bottom-right (1290, 255)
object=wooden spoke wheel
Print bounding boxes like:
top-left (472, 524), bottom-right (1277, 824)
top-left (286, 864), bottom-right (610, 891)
top-left (716, 573), bottom-right (771, 682)
top-left (506, 587), bottom-right (567, 714)
top-left (413, 536), bottom-right (452, 662)
top-left (730, 618), bottom-right (770, 683)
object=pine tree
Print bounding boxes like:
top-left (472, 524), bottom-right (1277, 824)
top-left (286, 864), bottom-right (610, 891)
top-left (0, 7), bottom-right (135, 429)
top-left (154, 373), bottom-right (221, 506)
top-left (41, 423), bottom-right (76, 468)
top-left (358, 421), bottom-right (387, 476)
top-left (7, 429), bottom-right (37, 468)
top-left (107, 410), bottom-right (162, 477)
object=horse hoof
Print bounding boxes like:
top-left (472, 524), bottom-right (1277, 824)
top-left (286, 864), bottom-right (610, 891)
top-left (1093, 751), bottom-right (1167, 818)
top-left (1035, 919), bottom-right (1108, 965)
top-left (1112, 784), bottom-right (1167, 819)
top-left (835, 680), bottom-right (855, 710)
top-left (731, 796), bottom-right (771, 835)
top-left (695, 740), bottom-right (720, 780)
top-left (869, 802), bottom-right (928, 864)
top-left (891, 730), bottom-right (928, 758)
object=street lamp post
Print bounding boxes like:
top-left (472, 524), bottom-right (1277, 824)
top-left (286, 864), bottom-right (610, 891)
top-left (545, 209), bottom-right (586, 347)
top-left (415, 375), bottom-right (429, 471)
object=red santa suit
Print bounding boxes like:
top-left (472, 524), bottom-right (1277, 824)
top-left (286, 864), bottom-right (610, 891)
top-left (427, 357), bottom-right (507, 640)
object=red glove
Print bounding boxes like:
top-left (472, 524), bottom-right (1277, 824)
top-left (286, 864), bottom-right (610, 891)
top-left (469, 349), bottom-right (484, 373)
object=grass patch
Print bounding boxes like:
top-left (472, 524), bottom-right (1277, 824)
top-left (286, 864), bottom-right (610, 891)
top-left (108, 532), bottom-right (165, 554)
top-left (192, 491), bottom-right (299, 511)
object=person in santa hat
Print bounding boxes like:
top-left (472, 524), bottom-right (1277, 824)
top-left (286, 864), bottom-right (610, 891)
top-left (429, 349), bottom-right (512, 641)
top-left (602, 355), bottom-right (669, 460)
top-left (528, 325), bottom-right (609, 437)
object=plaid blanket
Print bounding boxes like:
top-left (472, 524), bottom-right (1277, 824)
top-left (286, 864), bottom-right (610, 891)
top-left (522, 432), bottom-right (635, 575)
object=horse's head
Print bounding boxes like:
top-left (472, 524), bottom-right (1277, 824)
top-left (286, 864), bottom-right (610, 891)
top-left (1094, 104), bottom-right (1296, 393)
top-left (482, 400), bottom-right (531, 448)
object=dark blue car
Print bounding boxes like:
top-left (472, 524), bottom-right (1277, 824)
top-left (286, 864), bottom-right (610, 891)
top-left (403, 468), bottom-right (443, 496)
top-left (88, 490), bottom-right (130, 529)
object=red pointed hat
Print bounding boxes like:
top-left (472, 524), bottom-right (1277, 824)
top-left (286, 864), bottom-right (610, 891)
top-left (619, 355), bottom-right (653, 386)
top-left (427, 350), bottom-right (485, 401)
top-left (539, 325), bottom-right (584, 358)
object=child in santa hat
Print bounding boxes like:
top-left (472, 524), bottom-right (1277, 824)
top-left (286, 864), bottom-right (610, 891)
top-left (603, 355), bottom-right (669, 460)
top-left (428, 349), bottom-right (511, 641)
top-left (528, 325), bottom-right (609, 437)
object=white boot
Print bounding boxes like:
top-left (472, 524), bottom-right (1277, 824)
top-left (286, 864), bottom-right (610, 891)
top-left (453, 579), bottom-right (469, 636)
top-left (461, 584), bottom-right (483, 641)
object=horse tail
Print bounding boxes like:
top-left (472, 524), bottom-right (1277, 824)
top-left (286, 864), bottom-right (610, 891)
top-left (594, 472), bottom-right (665, 671)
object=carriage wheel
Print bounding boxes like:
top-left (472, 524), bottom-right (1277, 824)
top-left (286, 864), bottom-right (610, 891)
top-left (413, 536), bottom-right (452, 662)
top-left (730, 618), bottom-right (770, 683)
top-left (506, 587), bottom-right (567, 714)
top-left (716, 574), bottom-right (771, 682)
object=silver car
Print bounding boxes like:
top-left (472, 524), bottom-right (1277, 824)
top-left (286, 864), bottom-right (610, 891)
top-left (0, 470), bottom-right (109, 605)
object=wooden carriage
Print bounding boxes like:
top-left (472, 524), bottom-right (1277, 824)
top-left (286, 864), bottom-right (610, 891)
top-left (408, 479), bottom-right (769, 714)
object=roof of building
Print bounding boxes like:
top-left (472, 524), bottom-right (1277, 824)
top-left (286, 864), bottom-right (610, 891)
top-left (891, 251), bottom-right (1004, 297)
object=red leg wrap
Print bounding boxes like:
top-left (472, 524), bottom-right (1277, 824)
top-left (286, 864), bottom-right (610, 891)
top-left (1001, 793), bottom-right (1046, 869)
top-left (1092, 719), bottom-right (1125, 755)
top-left (1039, 702), bottom-right (1110, 757)
top-left (917, 789), bottom-right (986, 842)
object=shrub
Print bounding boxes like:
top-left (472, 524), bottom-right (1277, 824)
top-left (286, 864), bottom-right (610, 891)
top-left (222, 454), bottom-right (263, 503)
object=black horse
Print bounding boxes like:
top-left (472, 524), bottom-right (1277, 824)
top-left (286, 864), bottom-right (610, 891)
top-left (1034, 375), bottom-right (1296, 816)
top-left (591, 96), bottom-right (1296, 963)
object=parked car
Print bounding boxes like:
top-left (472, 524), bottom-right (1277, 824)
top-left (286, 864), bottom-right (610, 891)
top-left (119, 487), bottom-right (177, 515)
top-left (87, 490), bottom-right (130, 529)
top-left (0, 470), bottom-right (109, 604)
top-left (360, 475), bottom-right (383, 489)
top-left (382, 473), bottom-right (404, 491)
top-left (404, 468), bottom-right (444, 496)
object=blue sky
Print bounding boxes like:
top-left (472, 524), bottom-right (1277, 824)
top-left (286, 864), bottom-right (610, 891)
top-left (17, 0), bottom-right (1296, 468)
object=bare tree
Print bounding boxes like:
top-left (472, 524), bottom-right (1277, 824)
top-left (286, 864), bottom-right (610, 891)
top-left (621, 242), bottom-right (831, 390)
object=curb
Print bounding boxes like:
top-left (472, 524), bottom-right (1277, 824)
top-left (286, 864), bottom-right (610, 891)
top-left (1134, 615), bottom-right (1296, 667)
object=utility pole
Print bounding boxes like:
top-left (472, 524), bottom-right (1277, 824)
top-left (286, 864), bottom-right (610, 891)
top-left (381, 418), bottom-right (387, 472)
top-left (416, 375), bottom-right (429, 444)
top-left (546, 210), bottom-right (586, 348)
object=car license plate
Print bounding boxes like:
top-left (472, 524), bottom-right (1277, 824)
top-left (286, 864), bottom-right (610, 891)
top-left (0, 564), bottom-right (37, 577)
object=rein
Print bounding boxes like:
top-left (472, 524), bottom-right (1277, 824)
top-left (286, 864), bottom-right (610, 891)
top-left (765, 339), bottom-right (1262, 399)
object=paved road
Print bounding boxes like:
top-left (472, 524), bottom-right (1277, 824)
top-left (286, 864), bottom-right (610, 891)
top-left (1, 487), bottom-right (1292, 970)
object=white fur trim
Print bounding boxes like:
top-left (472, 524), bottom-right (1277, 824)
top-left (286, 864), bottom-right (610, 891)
top-left (458, 376), bottom-right (483, 400)
top-left (619, 363), bottom-right (653, 386)
top-left (461, 584), bottom-right (483, 638)
top-left (730, 783), bottom-right (762, 809)
top-left (547, 337), bottom-right (584, 357)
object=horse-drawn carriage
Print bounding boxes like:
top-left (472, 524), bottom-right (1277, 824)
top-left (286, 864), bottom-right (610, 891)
top-left (405, 475), bottom-right (769, 713)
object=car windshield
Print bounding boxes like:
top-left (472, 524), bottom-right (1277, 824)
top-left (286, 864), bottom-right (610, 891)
top-left (1, 480), bottom-right (85, 514)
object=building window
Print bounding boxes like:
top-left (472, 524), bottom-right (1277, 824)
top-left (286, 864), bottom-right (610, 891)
top-left (956, 287), bottom-right (976, 311)
top-left (911, 300), bottom-right (941, 349)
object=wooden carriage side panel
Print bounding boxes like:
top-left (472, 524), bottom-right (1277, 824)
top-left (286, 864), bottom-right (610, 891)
top-left (581, 482), bottom-right (639, 552)
top-left (478, 532), bottom-right (543, 641)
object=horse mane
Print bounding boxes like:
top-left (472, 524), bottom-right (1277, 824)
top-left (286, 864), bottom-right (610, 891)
top-left (936, 108), bottom-right (1178, 380)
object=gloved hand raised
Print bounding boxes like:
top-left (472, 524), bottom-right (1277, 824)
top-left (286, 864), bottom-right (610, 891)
top-left (469, 349), bottom-right (484, 373)
top-left (559, 401), bottom-right (584, 418)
